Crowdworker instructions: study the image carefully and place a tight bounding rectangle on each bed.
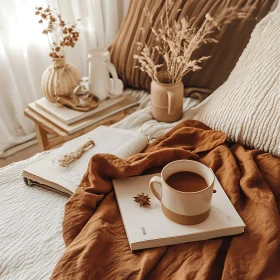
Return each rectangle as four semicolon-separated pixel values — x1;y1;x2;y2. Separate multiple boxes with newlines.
50;120;280;280
0;93;200;280
1;3;280;279
1;93;279;279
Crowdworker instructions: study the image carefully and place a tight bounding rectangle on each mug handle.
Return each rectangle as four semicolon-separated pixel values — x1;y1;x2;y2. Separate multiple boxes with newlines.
149;176;162;201
104;61;124;96
167;91;175;115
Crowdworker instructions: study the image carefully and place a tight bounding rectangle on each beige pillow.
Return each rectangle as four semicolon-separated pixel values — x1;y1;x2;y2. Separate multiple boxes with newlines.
109;0;274;93
195;7;280;156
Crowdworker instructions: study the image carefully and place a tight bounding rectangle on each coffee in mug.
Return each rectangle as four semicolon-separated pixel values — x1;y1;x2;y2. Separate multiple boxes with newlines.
166;171;208;192
149;160;215;225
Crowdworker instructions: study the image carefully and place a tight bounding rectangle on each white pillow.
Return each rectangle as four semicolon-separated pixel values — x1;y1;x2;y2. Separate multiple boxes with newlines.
195;8;280;156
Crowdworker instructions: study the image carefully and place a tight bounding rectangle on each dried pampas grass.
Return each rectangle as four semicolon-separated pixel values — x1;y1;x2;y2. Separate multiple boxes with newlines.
133;0;247;84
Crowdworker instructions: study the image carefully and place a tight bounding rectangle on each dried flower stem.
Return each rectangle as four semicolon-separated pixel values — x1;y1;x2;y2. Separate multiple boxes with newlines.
134;1;247;84
35;5;80;58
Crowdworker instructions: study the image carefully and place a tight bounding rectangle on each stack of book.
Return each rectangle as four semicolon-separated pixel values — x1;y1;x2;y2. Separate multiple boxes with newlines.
27;95;139;134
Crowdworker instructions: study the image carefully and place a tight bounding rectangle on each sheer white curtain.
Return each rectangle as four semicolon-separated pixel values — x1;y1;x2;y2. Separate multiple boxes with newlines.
0;0;130;157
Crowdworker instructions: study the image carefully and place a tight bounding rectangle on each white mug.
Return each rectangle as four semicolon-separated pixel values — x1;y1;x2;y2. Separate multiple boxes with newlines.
149;160;215;225
88;48;124;100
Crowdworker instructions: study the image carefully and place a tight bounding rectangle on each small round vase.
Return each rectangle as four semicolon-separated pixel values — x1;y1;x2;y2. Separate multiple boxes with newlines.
150;80;184;123
41;57;80;103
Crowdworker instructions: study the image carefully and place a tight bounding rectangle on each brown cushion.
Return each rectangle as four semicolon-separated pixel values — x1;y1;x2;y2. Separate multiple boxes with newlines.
109;0;274;93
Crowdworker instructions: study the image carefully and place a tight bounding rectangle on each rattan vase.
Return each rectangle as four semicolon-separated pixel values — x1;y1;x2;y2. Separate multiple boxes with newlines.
41;57;80;103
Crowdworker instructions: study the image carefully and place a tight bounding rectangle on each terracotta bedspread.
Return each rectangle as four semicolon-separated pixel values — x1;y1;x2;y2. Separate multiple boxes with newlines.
51;121;280;280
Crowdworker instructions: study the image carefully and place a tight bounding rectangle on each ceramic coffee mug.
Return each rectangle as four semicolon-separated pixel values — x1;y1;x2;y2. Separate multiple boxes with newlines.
149;160;215;225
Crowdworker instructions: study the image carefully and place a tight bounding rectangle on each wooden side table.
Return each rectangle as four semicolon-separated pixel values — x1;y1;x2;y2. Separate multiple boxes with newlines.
24;104;138;151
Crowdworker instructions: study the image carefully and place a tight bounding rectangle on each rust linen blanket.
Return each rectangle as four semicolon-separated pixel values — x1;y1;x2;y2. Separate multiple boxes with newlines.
51;121;280;280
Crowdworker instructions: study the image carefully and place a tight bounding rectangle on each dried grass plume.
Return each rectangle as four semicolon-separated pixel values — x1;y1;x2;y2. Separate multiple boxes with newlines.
134;1;247;84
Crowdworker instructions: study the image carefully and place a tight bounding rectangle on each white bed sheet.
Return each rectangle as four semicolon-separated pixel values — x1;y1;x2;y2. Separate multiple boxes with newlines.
0;90;200;280
113;91;200;138
0;152;67;280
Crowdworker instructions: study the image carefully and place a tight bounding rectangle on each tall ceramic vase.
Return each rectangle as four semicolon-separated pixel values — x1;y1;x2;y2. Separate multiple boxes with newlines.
150;80;184;123
41;57;80;103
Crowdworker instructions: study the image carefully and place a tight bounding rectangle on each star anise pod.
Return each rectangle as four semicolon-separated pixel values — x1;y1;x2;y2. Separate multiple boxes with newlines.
133;193;151;207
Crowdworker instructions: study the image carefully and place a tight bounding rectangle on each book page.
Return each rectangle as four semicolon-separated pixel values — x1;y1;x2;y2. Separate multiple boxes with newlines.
24;126;148;193
113;136;148;158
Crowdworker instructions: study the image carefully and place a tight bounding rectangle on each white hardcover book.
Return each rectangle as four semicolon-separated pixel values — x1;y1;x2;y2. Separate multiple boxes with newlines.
113;173;246;250
28;95;139;134
35;96;126;125
23;126;148;195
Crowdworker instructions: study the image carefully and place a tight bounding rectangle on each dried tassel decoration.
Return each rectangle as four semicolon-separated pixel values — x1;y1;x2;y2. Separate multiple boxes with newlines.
58;139;95;167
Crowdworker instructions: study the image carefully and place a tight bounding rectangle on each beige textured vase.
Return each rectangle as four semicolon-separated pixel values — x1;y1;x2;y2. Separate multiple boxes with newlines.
151;80;184;123
41;57;80;103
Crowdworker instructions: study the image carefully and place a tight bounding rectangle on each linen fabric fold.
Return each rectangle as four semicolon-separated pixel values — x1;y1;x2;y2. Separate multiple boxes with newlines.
51;120;280;280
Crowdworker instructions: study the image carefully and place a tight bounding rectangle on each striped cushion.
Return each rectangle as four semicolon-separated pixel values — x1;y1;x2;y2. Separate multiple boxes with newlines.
195;7;280;155
109;0;274;93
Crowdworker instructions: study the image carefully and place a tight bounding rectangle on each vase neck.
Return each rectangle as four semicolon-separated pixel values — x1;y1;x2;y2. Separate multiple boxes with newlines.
52;57;66;69
153;80;183;87
157;70;172;84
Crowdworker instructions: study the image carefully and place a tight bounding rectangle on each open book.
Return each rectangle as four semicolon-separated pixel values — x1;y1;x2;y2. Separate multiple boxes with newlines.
113;173;245;250
23;126;148;196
